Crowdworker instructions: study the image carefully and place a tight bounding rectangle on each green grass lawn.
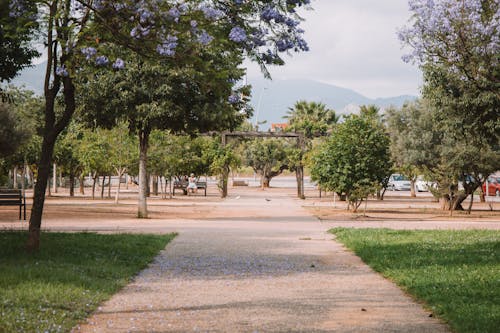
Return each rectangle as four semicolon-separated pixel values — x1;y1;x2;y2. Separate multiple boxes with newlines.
0;231;176;332
330;228;500;333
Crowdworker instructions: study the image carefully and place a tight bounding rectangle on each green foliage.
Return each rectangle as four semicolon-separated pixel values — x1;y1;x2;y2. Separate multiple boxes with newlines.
385;98;500;208
310;115;391;209
0;102;27;158
243;138;294;186
77;49;250;136
149;132;213;178
0;231;175;333
385;100;441;181
331;228;500;333
284;100;339;139
0;1;39;83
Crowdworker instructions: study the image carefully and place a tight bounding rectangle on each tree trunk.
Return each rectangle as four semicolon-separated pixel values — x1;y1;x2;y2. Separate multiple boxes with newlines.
21;164;26;195
152;175;158;196
27;136;55;251
410;179;416;197
262;175;270;188
13;166;18;188
479;187;485;203
100;175;106;198
69;172;75;197
107;174;112;198
79;173;85;195
138;130;150;218
53;163;57;193
295;165;305;199
466;191;474;214
92;173;97;199
115;171;123;204
440;196;451;210
221;166;229;198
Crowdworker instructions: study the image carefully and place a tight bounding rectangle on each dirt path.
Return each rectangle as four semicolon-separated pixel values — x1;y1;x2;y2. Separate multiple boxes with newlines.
69;188;450;332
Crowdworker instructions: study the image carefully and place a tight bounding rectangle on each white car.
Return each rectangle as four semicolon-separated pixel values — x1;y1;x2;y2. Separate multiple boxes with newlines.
387;174;411;191
415;176;435;192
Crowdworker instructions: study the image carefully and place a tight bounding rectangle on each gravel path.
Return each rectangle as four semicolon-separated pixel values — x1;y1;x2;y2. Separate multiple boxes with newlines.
73;189;450;333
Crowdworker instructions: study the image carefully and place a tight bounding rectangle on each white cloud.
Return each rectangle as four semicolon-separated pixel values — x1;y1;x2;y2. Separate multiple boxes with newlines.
246;0;422;98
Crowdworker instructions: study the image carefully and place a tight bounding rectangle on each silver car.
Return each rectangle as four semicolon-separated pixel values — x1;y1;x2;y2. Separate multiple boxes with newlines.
387;174;411;191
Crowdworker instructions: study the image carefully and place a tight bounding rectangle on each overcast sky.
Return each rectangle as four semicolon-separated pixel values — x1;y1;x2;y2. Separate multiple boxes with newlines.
246;0;423;99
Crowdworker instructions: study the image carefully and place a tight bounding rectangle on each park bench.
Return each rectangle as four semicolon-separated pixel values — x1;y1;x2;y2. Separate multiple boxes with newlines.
0;189;26;220
173;180;207;196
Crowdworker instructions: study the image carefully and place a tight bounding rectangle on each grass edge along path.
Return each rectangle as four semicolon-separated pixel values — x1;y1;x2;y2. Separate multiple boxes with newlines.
0;231;176;333
330;228;500;333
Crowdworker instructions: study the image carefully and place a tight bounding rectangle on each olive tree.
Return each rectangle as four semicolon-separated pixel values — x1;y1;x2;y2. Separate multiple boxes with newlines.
310;115;391;211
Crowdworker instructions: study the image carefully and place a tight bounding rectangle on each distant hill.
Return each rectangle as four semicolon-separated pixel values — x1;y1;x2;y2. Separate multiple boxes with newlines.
11;62;417;129
247;77;417;129
11;61;46;93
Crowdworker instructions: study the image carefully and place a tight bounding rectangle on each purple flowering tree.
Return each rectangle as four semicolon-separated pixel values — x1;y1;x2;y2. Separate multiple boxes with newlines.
399;0;499;211
398;0;499;141
7;0;311;250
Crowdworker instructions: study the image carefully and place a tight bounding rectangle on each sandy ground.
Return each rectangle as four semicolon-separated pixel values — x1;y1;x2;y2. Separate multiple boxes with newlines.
1;183;499;332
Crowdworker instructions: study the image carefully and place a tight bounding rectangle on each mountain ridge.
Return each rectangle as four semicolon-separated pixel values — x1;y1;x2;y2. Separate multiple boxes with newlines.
11;62;418;129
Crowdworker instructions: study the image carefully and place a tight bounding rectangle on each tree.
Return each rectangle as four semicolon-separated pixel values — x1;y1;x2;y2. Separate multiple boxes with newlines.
0;102;27;158
310;115;392;211
284;101;339;198
9;0;311;250
0;0;39;99
385;100;441;197
399;0;499;144
284;101;339;138
244;138;293;188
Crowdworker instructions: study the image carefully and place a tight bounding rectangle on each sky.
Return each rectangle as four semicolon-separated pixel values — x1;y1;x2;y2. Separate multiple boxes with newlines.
245;0;423;99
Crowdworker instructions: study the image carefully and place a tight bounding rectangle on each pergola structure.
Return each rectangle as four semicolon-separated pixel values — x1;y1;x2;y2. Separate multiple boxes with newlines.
220;131;306;199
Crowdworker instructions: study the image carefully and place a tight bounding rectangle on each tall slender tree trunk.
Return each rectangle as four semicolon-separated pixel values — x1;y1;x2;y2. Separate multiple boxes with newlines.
138;129;150;218
53;163;57;193
92;173;97;199
79;173;85;195
107;174;112;198
27;135;56;251
69;172;75;197
115;170;124;204
295;165;305;199
221;166;229;198
13;166;18;188
100;175;106;198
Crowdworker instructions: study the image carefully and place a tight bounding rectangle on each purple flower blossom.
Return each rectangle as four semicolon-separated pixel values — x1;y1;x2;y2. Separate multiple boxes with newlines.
228;94;240;104
156;35;178;56
95;55;109;66
112;58;125;69
199;4;224;20
81;47;97;60
197;30;214;45
229;26;247;43
55;65;69;77
168;7;181;22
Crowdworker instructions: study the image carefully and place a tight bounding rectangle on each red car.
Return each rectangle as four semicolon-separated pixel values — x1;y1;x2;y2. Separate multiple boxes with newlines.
482;176;500;196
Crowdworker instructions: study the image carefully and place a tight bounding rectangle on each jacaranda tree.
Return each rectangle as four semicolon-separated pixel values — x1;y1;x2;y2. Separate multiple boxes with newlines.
7;0;311;250
398;0;499;144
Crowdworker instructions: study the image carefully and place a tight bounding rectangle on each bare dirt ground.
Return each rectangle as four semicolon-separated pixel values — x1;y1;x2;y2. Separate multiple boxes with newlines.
1;182;498;332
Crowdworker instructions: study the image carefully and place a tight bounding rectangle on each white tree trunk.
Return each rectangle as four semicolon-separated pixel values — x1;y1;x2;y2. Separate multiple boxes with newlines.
53;163;57;193
138;131;149;218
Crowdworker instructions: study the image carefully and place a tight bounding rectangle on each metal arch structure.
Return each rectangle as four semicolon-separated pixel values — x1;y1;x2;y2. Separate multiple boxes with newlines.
220;131;306;199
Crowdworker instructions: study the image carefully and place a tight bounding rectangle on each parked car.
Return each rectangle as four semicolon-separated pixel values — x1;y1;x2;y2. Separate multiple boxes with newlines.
415;176;436;192
482;176;500;196
387;174;411;191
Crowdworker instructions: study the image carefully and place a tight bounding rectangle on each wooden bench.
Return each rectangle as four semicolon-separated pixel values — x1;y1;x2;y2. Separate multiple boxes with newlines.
173;180;207;196
0;189;26;220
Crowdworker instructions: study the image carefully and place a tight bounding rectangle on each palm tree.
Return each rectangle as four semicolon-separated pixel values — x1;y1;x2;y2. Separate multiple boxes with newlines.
284;100;339;138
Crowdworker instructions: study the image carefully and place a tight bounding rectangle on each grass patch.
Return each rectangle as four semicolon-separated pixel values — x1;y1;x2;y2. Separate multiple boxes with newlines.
330;228;500;333
0;231;176;332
